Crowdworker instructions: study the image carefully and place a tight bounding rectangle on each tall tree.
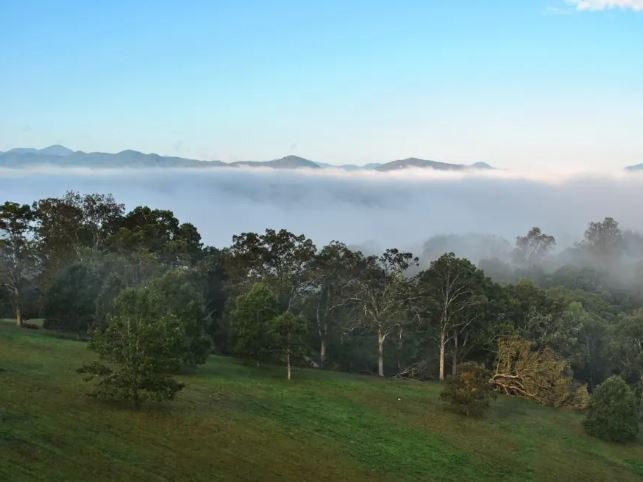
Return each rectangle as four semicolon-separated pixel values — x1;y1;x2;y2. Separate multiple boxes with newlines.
513;227;556;267
611;310;643;388
305;241;359;367
33;195;84;266
33;192;124;261
417;253;485;381
0;202;38;326
44;261;101;333
349;249;416;377
583;217;623;265
109;206;201;266
192;247;229;351
145;270;212;367
77;192;124;250
228;229;316;312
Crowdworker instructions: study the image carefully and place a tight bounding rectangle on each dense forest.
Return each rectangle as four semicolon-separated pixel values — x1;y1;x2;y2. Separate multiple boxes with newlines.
1;192;641;430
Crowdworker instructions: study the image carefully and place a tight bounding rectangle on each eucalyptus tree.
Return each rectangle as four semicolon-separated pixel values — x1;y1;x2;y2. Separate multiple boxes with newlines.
348;248;417;377
227;229;316;313
582;217;623;269
108;206;202;267
611;310;643;389
417;253;486;381
513;227;556;268
0;202;38;326
33;192;124;262
304;241;361;367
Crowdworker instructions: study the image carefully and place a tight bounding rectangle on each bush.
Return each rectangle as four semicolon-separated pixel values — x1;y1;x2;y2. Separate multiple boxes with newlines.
440;362;494;417
583;375;639;443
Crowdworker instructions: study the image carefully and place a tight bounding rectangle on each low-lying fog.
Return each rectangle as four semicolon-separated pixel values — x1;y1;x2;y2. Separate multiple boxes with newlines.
2;167;643;256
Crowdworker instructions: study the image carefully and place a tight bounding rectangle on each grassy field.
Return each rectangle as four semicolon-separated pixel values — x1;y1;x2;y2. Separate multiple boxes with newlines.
1;320;642;481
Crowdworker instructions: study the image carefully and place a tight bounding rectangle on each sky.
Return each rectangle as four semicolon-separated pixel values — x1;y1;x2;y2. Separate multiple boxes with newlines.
1;0;643;169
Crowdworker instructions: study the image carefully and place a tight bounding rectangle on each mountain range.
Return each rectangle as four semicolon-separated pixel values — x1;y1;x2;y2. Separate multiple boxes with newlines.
0;145;497;172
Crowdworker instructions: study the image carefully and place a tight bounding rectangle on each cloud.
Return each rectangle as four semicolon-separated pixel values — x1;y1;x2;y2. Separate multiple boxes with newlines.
2;167;643;255
545;6;573;15
568;0;643;11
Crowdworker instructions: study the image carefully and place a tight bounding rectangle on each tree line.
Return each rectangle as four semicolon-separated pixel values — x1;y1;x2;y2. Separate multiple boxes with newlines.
0;192;641;439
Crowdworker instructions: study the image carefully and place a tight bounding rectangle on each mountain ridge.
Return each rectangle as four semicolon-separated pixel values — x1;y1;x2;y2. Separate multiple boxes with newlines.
0;145;494;171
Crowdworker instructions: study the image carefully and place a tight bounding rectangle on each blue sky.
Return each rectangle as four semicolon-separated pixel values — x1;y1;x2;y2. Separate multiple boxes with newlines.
1;0;642;169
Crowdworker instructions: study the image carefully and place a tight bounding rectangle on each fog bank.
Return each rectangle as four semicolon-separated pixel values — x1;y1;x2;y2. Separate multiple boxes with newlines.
2;167;642;251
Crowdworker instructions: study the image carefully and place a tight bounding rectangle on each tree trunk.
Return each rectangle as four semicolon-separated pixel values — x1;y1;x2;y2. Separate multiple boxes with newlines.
316;306;326;368
320;339;326;368
451;332;458;376
439;330;446;382
396;326;404;374
15;305;22;327
377;328;385;377
287;351;292;381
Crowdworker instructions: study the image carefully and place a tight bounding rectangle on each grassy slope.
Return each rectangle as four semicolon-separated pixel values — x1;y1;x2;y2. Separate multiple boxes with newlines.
1;321;642;482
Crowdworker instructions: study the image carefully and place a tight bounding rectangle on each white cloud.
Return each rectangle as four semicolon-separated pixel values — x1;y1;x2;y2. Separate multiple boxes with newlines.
569;0;643;11
2;166;643;250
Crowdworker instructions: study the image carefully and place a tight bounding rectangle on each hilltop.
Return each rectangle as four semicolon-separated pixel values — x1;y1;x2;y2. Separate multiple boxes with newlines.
1;321;641;481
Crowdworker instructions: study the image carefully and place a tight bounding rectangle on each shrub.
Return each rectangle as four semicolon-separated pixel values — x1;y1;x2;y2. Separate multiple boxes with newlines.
440;362;494;417
583;375;639;443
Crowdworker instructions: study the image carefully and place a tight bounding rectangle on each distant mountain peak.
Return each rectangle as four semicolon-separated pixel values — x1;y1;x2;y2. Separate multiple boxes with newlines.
117;149;146;156
376;158;465;172
231;155;321;169
269;155;320;168
40;145;74;156
375;157;494;172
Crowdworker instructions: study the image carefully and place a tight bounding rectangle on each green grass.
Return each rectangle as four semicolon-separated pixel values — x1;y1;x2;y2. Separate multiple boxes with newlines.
1;321;641;481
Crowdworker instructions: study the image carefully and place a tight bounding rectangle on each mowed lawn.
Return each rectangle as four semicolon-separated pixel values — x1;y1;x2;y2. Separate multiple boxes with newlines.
1;321;642;481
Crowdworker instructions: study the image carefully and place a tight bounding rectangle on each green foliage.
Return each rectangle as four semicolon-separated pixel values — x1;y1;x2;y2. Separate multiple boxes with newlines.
417;253;487;380
78;287;186;407
0;201;39;324
145;270;211;367
611;310;643;384
583;375;640;443
440;362;494;417
78;271;209;407
227;228;316;311
4;323;643;482
108;206;202;265
267;311;308;379
348;248;417;376
230;283;280;358
44;262;101;333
